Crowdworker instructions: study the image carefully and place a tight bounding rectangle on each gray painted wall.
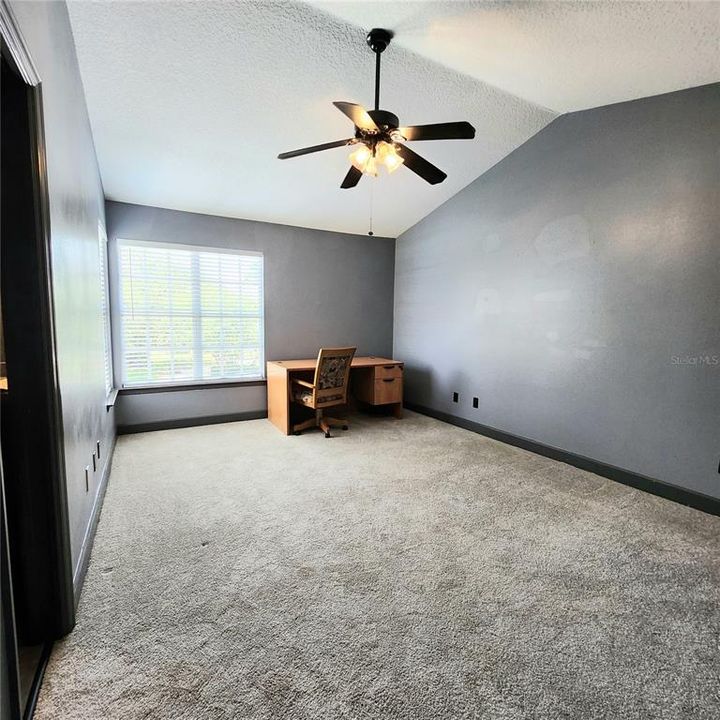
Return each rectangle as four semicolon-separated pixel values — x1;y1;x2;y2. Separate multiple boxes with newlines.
394;83;720;499
11;1;115;582
105;202;395;427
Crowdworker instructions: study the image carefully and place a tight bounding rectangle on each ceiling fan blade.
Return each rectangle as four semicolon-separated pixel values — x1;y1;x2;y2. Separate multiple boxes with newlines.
398;121;476;141
340;166;362;189
333;101;378;132
278;138;353;160
395;144;447;185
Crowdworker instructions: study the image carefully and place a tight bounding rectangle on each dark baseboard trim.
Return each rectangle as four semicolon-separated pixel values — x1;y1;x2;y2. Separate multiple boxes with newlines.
23;640;52;720
117;411;267;435
405;402;720;517
73;433;117;601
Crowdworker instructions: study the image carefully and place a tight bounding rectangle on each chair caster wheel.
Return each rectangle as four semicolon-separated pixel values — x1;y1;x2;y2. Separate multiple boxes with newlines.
342;425;348;430
325;432;331;438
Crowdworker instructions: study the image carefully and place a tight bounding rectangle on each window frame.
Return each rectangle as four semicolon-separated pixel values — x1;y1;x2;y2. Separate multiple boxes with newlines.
115;238;265;390
98;221;115;398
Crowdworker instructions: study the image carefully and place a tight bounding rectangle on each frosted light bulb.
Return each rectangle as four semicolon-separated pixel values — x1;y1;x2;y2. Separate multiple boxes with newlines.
349;144;372;171
376;141;404;173
384;151;403;173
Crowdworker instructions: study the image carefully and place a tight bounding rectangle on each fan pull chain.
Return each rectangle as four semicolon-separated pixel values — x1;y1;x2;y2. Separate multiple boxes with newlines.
368;181;374;236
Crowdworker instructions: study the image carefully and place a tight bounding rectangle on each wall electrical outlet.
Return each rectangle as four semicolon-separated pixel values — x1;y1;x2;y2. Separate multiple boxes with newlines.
473;397;479;409
452;392;459;403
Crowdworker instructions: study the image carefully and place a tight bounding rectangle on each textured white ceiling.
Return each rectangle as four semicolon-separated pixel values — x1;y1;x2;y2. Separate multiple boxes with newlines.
66;1;718;238
66;0;554;237
313;1;720;112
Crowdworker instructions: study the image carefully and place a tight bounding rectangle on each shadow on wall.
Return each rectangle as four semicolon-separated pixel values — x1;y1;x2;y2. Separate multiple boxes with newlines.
403;365;433;406
405;364;474;409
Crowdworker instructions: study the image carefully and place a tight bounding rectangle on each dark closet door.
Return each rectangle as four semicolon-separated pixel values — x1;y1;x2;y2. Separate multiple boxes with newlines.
1;48;75;718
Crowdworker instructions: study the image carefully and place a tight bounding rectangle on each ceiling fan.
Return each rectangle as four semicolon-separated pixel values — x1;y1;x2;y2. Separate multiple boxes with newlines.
277;28;476;189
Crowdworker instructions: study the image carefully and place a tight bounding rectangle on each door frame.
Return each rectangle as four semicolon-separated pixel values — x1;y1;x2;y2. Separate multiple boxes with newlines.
1;1;75;716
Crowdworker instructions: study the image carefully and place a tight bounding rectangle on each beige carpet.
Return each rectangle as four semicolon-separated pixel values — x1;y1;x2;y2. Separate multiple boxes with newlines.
36;411;720;719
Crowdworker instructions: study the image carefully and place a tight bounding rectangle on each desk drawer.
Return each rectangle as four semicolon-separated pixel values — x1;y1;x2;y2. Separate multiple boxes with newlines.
373;377;402;404
374;364;403;381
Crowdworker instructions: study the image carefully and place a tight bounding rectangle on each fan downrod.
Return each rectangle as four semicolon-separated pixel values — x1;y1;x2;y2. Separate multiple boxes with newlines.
367;29;393;111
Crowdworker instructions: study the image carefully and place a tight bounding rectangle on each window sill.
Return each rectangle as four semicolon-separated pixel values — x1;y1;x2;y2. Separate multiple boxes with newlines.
119;378;267;395
105;388;119;410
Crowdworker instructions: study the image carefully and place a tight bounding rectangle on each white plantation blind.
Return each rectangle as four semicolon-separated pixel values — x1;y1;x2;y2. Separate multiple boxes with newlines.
117;239;264;388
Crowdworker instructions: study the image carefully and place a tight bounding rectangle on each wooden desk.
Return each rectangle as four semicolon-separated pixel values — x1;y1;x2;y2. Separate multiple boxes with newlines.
267;356;404;435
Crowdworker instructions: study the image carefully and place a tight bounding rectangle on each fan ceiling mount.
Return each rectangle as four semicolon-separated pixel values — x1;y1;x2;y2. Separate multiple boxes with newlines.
278;28;476;189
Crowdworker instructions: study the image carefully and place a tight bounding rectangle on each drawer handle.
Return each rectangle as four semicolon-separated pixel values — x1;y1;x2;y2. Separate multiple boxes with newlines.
382;378;395;383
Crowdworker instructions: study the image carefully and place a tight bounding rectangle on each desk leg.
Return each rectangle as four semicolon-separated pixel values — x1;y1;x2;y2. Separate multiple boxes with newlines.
392;402;403;419
266;363;290;434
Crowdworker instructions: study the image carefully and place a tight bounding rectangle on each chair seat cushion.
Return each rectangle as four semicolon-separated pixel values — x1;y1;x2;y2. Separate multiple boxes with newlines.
293;387;343;407
293;387;314;406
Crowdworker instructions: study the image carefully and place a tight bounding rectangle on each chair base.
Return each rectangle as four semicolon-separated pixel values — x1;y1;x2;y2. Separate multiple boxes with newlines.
292;410;348;438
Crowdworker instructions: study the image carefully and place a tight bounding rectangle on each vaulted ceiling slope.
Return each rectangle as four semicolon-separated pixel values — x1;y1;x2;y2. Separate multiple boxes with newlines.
66;1;719;238
312;1;720;113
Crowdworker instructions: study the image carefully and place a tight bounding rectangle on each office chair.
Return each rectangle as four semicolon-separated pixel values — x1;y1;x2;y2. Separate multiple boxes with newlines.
291;346;356;438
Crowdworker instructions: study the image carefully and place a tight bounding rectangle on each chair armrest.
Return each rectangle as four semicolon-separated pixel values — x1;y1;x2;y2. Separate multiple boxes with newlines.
292;379;315;389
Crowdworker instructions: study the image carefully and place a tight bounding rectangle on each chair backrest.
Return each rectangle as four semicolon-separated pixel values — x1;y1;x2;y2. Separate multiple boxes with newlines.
313;347;356;405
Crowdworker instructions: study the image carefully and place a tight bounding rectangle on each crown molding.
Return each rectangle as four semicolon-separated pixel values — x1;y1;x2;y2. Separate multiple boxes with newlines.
0;0;40;85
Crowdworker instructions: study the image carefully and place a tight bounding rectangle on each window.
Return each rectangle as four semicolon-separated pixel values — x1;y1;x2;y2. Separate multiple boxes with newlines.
117;239;264;388
98;222;114;395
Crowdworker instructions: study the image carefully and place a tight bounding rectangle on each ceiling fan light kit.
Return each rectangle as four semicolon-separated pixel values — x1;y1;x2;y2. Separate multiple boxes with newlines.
349;140;403;176
278;28;476;189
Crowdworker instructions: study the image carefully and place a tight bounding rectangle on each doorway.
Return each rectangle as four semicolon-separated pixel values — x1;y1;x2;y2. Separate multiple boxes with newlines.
1;38;75;720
